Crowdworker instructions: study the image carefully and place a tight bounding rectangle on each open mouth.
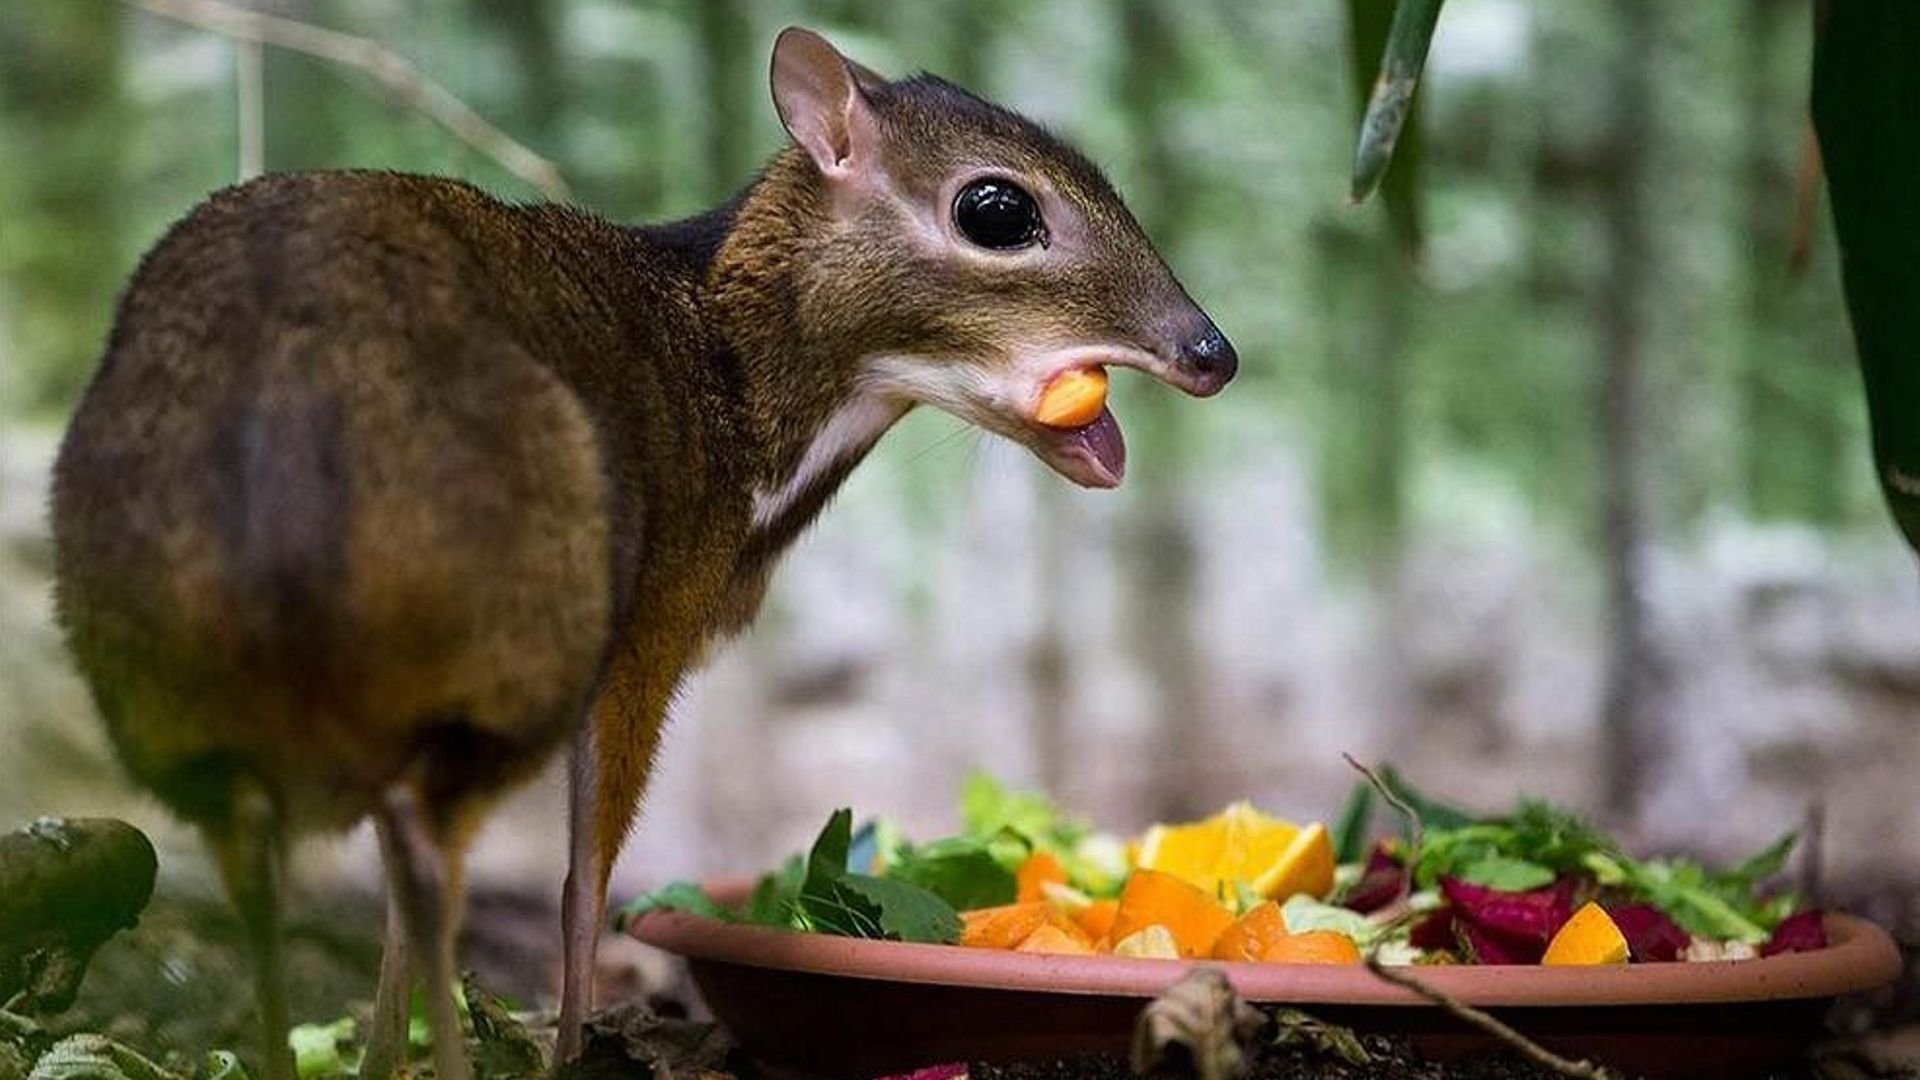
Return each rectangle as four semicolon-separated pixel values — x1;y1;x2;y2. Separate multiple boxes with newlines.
1020;345;1218;489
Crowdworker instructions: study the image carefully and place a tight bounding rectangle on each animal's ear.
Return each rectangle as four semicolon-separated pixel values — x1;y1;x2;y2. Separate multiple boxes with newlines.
770;27;882;180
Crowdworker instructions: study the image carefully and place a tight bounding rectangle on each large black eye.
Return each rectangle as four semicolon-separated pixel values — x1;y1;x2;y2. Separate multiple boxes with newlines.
954;178;1043;250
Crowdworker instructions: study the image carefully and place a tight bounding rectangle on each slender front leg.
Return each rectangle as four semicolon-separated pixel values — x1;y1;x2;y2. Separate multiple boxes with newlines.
555;722;601;1064
554;651;678;1068
360;817;413;1080
377;785;469;1080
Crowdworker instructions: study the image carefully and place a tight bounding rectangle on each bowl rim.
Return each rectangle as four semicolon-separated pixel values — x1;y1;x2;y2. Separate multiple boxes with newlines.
630;882;1903;1007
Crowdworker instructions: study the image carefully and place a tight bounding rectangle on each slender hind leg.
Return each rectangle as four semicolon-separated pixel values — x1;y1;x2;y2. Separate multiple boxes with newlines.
555;723;601;1064
210;783;295;1080
376;784;469;1080
360;816;413;1080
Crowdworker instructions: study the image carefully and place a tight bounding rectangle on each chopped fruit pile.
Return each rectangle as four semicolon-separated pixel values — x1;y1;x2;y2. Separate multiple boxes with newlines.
620;769;1829;968
1034;367;1109;428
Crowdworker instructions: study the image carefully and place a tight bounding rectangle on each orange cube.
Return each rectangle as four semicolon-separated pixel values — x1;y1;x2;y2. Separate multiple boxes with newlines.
1016;922;1097;956
1260;930;1362;965
1077;898;1120;942
1212;902;1292;962
961;902;1052;950
1016;851;1069;903
1109;869;1235;959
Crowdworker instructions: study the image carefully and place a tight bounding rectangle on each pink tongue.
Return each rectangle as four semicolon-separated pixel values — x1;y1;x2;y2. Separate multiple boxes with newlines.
1073;407;1126;482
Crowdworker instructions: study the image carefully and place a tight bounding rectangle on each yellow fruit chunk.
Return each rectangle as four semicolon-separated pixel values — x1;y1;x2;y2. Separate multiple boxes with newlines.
1016;922;1097;956
1136;803;1334;902
1542;902;1630;966
1034;367;1109;428
1109;869;1235;958
1255;822;1335;902
1112;924;1181;959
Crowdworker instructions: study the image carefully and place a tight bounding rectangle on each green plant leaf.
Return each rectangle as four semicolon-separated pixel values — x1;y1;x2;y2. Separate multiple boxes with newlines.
613;881;731;929
745;855;806;928
1454;856;1555;892
884;836;1016;912
837;874;962;944
288;1018;356;1079
1331;781;1374;865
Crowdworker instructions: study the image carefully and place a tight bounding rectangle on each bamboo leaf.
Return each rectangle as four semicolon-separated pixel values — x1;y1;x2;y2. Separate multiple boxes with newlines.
1348;0;1445;209
1811;1;1920;553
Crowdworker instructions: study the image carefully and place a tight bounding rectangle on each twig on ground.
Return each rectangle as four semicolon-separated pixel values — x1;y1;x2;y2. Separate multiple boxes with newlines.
125;0;571;199
1342;753;1420;910
1362;957;1615;1079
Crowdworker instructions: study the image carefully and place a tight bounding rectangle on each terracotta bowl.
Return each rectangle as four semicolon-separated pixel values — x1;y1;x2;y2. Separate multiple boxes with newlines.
630;883;1902;1080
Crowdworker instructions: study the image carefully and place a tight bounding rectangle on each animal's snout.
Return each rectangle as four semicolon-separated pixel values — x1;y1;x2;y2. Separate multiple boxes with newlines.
1177;324;1238;392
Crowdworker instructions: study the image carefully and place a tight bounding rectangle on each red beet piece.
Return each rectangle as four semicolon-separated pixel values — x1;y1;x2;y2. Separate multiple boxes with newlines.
1606;902;1690;962
1440;876;1576;963
1760;910;1828;957
1343;843;1406;914
1409;908;1455;951
1458;919;1540;965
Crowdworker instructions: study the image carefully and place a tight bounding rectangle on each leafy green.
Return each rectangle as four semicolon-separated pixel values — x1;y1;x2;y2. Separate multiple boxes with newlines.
1375;766;1475;831
288;1019;355;1079
835;874;963;943
1279;895;1379;945
792;809;961;944
956;772;1124;894
1413;800;1613;889
614;881;732;929
1584;832;1800;944
960;773;1086;853
883;835;1017;911
1454;856;1554;892
1331;781;1374;864
744;855;806;928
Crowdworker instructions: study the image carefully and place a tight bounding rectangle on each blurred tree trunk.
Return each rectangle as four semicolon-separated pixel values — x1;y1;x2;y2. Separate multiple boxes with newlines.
1118;0;1209;822
1598;0;1664;822
0;0;127;415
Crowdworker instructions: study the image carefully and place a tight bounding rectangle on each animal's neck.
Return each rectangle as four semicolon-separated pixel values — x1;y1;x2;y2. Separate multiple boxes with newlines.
662;150;912;542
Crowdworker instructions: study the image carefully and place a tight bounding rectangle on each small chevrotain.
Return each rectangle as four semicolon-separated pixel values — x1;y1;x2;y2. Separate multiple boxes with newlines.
51;28;1236;1080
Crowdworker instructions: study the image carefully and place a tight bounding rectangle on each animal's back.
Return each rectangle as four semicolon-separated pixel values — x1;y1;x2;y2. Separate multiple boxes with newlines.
52;172;628;829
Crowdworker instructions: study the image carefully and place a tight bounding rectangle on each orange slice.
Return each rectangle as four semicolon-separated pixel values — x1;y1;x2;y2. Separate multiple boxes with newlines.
1035;368;1108;428
1542;902;1630;966
1136;803;1334;901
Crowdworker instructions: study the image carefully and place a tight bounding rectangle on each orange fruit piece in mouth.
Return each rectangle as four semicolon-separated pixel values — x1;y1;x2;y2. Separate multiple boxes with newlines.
1035;367;1110;428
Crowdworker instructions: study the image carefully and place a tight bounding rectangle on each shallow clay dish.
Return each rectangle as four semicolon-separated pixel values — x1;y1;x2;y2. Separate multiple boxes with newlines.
631;883;1901;1079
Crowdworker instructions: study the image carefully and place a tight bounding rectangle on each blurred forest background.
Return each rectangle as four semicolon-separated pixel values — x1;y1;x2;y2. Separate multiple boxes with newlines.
3;0;1918;943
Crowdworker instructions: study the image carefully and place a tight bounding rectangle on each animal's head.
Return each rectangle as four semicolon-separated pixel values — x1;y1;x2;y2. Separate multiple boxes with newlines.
766;27;1235;489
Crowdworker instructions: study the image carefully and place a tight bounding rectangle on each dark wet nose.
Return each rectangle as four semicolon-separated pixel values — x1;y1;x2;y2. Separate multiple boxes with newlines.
1179;325;1238;389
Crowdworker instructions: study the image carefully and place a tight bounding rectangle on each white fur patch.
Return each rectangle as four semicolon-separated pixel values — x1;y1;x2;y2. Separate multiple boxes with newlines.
749;391;907;532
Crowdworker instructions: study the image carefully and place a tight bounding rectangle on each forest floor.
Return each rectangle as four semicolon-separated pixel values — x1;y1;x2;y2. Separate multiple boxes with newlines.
37;886;1920;1080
